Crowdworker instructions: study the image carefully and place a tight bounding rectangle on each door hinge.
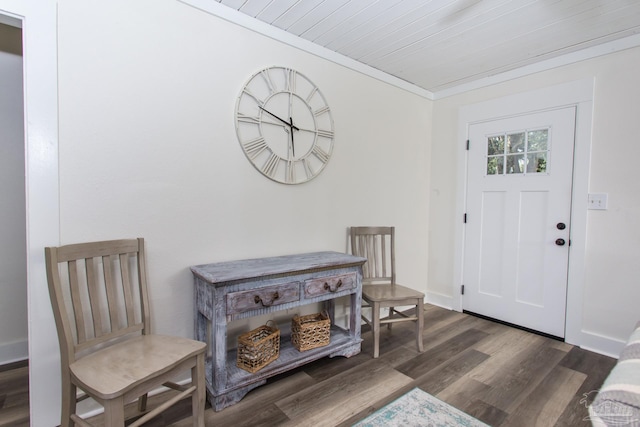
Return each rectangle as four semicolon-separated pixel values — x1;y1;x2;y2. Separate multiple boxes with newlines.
466;139;470;150
461;285;465;295
464;213;467;223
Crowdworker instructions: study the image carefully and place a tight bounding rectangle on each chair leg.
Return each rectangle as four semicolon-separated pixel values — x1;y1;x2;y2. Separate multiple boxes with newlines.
61;375;76;427
192;353;206;427
416;299;424;353
104;396;125;426
372;301;381;359
387;306;393;330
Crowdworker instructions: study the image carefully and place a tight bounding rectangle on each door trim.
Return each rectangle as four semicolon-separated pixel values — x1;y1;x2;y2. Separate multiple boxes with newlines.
453;78;594;347
0;3;61;425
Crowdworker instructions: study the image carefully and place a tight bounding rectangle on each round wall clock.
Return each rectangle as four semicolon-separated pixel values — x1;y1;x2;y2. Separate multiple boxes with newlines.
235;66;335;184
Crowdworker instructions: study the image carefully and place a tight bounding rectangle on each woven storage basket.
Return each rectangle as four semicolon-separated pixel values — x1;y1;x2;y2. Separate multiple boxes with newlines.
236;320;280;373
291;311;331;351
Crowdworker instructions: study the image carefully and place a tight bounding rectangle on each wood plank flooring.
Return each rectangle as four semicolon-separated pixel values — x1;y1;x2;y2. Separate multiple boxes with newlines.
0;304;617;426
0;359;29;427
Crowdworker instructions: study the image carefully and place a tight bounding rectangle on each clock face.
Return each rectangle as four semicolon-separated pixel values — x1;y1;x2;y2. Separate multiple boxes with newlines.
235;66;334;184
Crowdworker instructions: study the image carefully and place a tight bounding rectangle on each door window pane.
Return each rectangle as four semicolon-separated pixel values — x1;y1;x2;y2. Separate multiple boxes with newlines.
528;129;548;151
487;156;504;175
507;132;525;154
527;153;547;173
487;135;505;155
506;154;525;174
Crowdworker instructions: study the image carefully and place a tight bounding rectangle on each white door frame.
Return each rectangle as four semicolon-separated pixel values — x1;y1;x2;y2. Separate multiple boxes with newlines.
0;2;60;426
453;78;594;347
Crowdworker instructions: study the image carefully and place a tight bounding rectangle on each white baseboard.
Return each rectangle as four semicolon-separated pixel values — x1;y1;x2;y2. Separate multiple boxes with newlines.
425;291;455;311
578;330;626;359
0;339;28;365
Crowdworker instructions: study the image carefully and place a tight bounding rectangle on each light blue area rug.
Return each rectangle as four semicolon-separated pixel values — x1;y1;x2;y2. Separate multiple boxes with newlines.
353;388;490;427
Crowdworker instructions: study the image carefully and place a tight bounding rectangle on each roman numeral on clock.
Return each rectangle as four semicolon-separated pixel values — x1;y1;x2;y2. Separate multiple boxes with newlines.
260;69;276;94
243;137;268;159
302;158;314;179
262;153;280;178
316;129;334;139
237;113;260;125
286;159;295;183
311;146;330;163
313;106;330;116
284;68;296;93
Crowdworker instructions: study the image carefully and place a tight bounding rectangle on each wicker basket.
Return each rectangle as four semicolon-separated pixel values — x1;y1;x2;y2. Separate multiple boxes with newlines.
236;320;280;373
291;311;331;351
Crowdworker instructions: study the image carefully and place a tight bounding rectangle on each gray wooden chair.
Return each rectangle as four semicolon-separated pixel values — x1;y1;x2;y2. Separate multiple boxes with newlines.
350;226;425;358
45;238;206;427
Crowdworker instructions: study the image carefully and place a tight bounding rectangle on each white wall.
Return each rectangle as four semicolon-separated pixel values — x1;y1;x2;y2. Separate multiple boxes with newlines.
429;46;640;356
0;22;27;364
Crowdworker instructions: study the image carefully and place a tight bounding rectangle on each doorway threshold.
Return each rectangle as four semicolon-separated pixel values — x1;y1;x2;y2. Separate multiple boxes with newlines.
463;310;565;342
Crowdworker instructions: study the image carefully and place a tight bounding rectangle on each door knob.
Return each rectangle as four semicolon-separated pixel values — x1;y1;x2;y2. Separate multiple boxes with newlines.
555;238;566;246
557;223;566;230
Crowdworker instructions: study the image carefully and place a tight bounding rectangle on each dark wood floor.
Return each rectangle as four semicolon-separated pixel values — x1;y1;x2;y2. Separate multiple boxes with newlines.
1;304;617;426
0;359;29;427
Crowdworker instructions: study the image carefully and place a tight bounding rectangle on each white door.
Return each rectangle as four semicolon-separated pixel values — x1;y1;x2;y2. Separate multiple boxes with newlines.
462;107;576;338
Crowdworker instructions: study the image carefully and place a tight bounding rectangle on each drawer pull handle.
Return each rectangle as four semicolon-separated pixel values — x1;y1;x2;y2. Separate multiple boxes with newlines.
254;292;279;307
323;279;343;293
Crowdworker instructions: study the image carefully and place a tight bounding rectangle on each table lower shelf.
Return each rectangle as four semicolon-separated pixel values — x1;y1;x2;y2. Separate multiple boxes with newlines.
208;326;361;410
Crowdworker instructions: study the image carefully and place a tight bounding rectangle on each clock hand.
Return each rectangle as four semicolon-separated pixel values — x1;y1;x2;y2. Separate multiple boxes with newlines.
259;106;300;131
293;126;315;133
259;106;287;126
289;117;296;157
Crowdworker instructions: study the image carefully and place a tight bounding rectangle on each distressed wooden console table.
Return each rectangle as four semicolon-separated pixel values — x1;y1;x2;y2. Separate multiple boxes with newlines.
191;251;366;411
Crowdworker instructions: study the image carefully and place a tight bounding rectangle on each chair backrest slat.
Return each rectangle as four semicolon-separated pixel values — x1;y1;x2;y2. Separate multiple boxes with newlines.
350;226;396;285
120;253;136;327
368;235;375;276
45;238;150;363
102;254;120;332
365;235;373;277
85;257;104;338
381;234;387;278
68;260;87;344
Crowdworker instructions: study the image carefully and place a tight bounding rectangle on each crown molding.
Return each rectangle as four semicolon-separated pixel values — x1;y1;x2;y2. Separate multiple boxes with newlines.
177;0;435;100
432;33;640;99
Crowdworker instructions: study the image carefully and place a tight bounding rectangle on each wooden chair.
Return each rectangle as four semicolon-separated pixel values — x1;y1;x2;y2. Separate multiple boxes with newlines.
350;226;425;358
45;238;206;427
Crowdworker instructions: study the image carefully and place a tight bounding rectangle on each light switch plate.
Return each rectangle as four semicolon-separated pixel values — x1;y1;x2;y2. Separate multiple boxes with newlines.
588;193;608;210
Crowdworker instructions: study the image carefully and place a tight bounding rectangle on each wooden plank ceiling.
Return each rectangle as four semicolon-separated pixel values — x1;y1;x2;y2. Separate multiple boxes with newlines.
217;0;640;94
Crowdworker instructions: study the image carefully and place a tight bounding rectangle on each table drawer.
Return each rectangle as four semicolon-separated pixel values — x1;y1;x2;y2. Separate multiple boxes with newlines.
226;282;300;315
304;273;357;298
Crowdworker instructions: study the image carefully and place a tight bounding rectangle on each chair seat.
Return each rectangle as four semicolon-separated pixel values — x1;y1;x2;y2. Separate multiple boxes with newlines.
362;283;425;302
70;335;206;400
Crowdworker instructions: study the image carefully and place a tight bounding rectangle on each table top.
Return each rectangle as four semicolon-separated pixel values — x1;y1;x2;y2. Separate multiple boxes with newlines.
191;251;366;285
